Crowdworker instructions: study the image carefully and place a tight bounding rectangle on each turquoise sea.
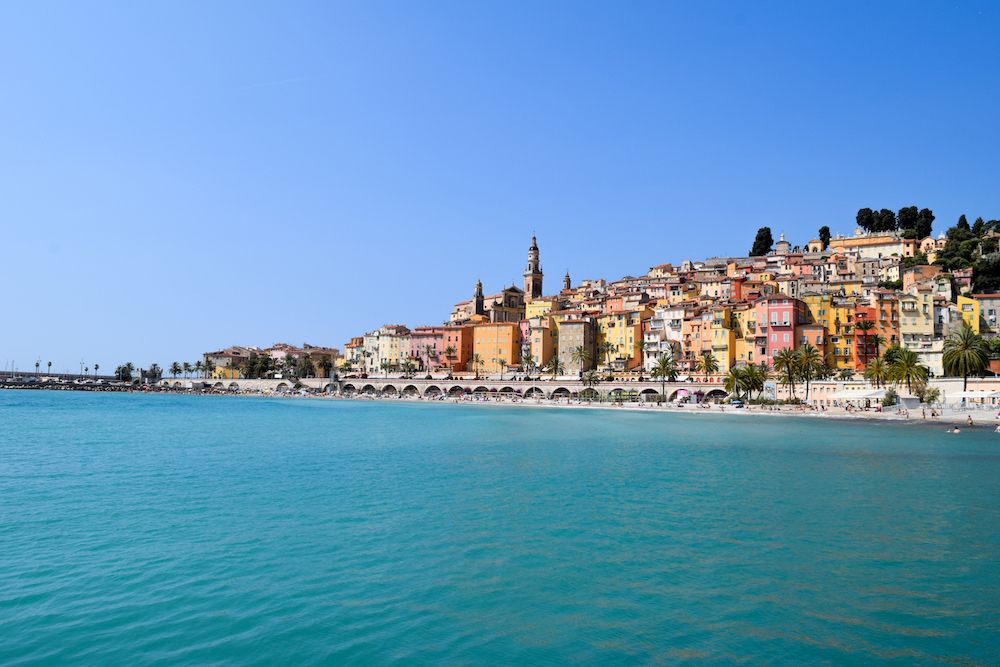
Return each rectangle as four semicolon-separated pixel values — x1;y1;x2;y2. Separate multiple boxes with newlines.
2;390;999;665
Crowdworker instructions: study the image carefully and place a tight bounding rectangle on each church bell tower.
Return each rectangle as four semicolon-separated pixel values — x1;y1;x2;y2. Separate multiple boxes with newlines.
523;235;543;299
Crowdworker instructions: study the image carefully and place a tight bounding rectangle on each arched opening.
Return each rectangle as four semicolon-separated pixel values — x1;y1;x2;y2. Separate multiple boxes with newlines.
524;387;544;399
668;388;687;403
705;389;727;402
473;386;489;396
174;381;183;388
228;383;240;391
424;385;443;398
213;382;224;389
639;388;659;402
322;383;334;393
499;386;515;395
579;387;599;401
448;386;466;397
382;385;399;397
275;382;289;391
341;383;357;396
402;385;419;398
551;387;571;399
360;384;376;395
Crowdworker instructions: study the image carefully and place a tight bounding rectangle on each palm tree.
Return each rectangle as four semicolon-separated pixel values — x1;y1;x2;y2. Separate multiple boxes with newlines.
581;370;600;402
35;360;40;376
498;358;508;380
883;343;904;365
571;345;591;376
651;355;679;401
635;339;647;368
855;320;875;368
943;323;989;391
47;361;51;376
871;334;886;359
599;341;615;370
318;357;334;379
724;366;747;399
745;363;767;400
796;344;823;401
93;363;99;378
182;362;192;378
194;361;203;378
864;357;888;388
773;348;798;399
696;350;719;380
547;356;564;380
470;354;483;379
203;359;215;378
889;348;929;394
149;363;162;381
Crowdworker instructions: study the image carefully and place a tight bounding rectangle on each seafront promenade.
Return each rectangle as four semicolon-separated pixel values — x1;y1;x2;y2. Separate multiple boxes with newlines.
159;376;729;402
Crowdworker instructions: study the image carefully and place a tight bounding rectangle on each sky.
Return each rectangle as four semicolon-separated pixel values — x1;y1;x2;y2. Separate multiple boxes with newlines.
1;1;998;373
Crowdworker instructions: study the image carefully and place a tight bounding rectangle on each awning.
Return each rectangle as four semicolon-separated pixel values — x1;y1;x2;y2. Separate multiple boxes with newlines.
950;391;1000;399
830;389;885;400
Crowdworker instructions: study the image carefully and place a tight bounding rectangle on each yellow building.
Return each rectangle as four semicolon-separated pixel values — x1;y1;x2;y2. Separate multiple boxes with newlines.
899;289;935;348
525;297;558;320
527;316;555;369
596;311;642;370
958;295;980;333
731;306;756;366
709;306;736;373
472;322;521;374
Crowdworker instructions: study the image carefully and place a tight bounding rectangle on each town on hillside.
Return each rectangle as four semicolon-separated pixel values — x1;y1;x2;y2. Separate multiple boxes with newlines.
195;209;1000;389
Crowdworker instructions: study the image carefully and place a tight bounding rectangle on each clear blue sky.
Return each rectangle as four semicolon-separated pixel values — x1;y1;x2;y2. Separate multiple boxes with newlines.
2;1;998;373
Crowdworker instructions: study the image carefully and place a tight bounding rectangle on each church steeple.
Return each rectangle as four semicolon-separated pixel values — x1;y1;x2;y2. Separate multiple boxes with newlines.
563;270;571;291
523;235;543;299
473;279;484;315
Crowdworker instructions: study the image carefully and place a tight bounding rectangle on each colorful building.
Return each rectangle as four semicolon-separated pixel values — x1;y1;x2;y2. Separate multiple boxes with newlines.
472;322;521;375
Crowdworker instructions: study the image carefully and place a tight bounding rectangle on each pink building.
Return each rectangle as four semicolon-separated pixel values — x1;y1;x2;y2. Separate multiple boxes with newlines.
753;295;808;367
409;326;450;371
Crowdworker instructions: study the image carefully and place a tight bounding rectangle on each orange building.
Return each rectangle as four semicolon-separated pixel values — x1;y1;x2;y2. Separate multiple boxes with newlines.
869;289;900;348
472;322;522;374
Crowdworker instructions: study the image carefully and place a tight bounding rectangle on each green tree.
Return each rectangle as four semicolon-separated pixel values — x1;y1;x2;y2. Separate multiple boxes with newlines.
856;208;876;232
855;319;875;368
148;363;162;381
915;208;935;238
696;350;719;380
581;370;600;402
942;323;989;391
818;226;831;250
773;348;798;398
182;362;192;378
547;356;564;380
497;358;508;380
194;360;203;378
863;357;888;388
897;205;919;232
749;227;774;256
318;356;334;378
724;366;747;399
572;345;592;376
888;348;929;394
470;354;483;379
170;362;181;378
598;340;615;369
875;208;897;232
796;344;823;401
651;355;679;401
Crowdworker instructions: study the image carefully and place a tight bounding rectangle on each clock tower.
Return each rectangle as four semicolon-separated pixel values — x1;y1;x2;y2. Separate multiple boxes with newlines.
523;235;543;299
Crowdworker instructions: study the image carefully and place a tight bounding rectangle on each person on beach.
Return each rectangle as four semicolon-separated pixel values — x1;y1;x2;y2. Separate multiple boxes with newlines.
950;427;961;434
967;415;974;426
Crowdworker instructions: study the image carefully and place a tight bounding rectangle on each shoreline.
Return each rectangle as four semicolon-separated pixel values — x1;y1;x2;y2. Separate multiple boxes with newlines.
10;385;999;430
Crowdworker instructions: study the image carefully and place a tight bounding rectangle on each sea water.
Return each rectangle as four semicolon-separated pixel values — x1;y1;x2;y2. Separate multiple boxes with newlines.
1;390;998;664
